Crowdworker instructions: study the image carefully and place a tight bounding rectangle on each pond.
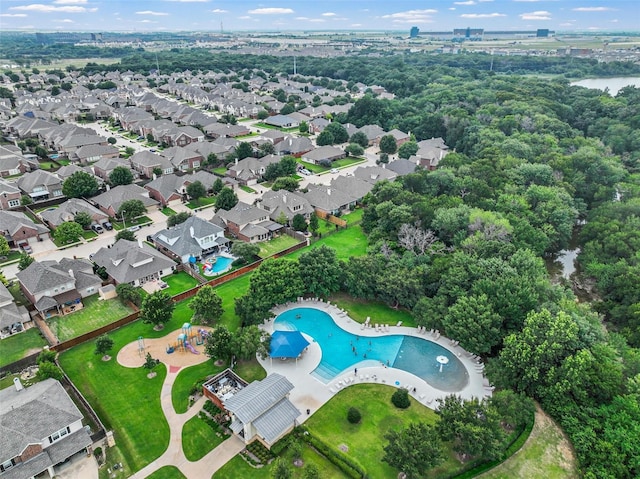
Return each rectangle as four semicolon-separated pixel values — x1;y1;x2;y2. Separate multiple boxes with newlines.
571;77;640;96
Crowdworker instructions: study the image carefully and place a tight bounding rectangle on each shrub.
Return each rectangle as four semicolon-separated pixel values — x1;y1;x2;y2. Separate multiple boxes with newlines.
347;407;362;424
391;388;410;409
37;349;56;364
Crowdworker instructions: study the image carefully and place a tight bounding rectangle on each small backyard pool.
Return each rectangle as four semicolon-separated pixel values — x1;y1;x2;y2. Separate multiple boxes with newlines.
202;254;235;276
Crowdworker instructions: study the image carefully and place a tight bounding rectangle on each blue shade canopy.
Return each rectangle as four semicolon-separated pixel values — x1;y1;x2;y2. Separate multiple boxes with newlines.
189;256;197;264
270;330;310;358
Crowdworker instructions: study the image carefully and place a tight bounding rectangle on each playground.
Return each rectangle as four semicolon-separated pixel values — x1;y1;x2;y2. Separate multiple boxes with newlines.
117;323;213;369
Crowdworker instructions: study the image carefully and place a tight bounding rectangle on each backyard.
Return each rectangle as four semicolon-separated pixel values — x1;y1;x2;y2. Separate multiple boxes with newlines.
258;235;301;258
163;271;200;296
0;328;48;368
288;225;368;261
46;295;134;342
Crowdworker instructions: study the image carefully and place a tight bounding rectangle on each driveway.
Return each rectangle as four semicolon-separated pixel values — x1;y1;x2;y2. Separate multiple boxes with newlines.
54;452;98;479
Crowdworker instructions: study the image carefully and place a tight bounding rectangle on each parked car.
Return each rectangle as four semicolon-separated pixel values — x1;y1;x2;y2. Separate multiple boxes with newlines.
91;224;104;234
102;221;113;231
330;168;339;174
128;225;140;232
18;242;33;254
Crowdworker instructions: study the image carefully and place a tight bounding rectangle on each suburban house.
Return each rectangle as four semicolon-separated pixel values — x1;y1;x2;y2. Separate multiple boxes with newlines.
329;176;375;203
383;128;411;147
257;190;314;223
0;378;93;479
90;157;132;182
0;210;49;247
411;137;450;170
56;134;107;157
357;125;386;146
159;146;202;172
151;216;229;264
223;373;300;449
263;114;299;129
144;171;217;207
226;155;280;186
203;123;251;139
90;239;176;286
301;184;356;216
301;146;346;165
130;151;174;178
0;179;22;210
91;184;159;218
308;117;330;134
274;137;313;157
386;158;419;176
15;170;63;203
0;282;28;339
39;198;108;229
211;201;282;243
353;165;398;184
258;130;287;145
16;258;101;319
0;145;28;177
54;164;102;186
71;144;119;165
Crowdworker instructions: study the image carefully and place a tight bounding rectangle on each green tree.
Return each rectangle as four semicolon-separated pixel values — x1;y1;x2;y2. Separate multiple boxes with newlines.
189;285;223;325
117;199;146;222
34;145;49;159
109;166;133;186
316;130;334;146
54;221;83;244
17;252;34;271
299;121;309;134
116;230;136;242
36;361;63;381
308;213;319;236
258;142;275;157
345;143;364;157
442;294;502;354
167;211;191;227
186;181;206;204
231;241;260;264
0;270;7;286
297;245;342;298
391;388;410;409
94;334;114;358
324;122;349;143
383;423;444;478
303;464;319;479
235;142;254;160
350;131;369;148
115;283;142;307
20;195;32;206
62;171;99;198
271;458;292;479
398;141;419;159
347;407;362;424
379;134;398;154
232;325;271;360
146;133;154;143
211;178;224;195
204;325;234;362
292;214;308;232
141;290;175;329
107;137;117;145
490;390;535;430
73;211;92;230
0;237;9;256
257;110;269;120
271;177;299;192
215;187;238;210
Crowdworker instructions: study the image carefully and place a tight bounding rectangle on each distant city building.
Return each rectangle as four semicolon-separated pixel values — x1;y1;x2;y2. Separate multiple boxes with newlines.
410;27;420;39
537;29;550;38
453;28;484;41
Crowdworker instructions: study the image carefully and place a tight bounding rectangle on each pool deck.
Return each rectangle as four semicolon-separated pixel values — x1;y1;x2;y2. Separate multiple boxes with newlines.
258;298;493;424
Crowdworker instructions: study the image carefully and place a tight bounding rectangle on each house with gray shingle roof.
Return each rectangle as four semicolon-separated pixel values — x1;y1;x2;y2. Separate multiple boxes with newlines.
152;216;228;264
353;165;398;184
0;282;29;339
0;179;22;211
386;158;419;176
301;184;356;216
91;184;159;218
0;378;92;479
274;136;313;157
16;169;63;203
71;144;119;165
301;146;346;165
329;175;375;203
412;137;449;170
39;198;108;229
211;201;282;243
223;373;300;449
257;190;313;223
90;239;176;286
130;151;173;178
0;210;50;247
16;258;100;319
226;155;280;186
90;156;131;182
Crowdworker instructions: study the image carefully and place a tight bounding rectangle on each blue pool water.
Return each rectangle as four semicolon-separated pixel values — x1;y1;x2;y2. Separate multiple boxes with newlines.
211;256;233;273
274;307;469;391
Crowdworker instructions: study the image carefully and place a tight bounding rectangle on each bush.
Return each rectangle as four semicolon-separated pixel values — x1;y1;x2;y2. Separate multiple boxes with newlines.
347;407;362;424
37;349;56;364
391;388;410;409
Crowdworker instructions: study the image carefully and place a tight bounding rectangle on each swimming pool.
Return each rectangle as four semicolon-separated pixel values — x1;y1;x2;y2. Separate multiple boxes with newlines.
274;307;469;391
202;254;234;276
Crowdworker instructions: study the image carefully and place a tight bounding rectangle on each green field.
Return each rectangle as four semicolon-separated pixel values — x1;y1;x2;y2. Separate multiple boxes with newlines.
172;361;224;414
163;271;200;296
147;467;186;479
258;235;301;258
289;225;368;261
46;296;134;342
182;414;226;461
0;328;48;368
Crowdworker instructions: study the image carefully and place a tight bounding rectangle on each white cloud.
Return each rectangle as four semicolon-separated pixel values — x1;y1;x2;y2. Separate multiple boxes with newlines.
478;0;494;2
295;16;309;20
54;18;75;23
211;9;228;13
460;12;506;18
572;7;614;12
559;22;574;26
164;0;210;2
0;13;28;17
610;19;619;22
351;23;362;27
309;18;325;22
382;9;438;23
10;4;96;13
519;10;551;20
449;7;456;10
247;8;294;15
139;19;158;23
322;12;337;17
136;10;169;16
53;0;87;4
454;1;476;5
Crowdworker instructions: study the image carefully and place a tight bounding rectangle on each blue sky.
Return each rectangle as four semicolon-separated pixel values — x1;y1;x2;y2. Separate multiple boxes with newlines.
1;0;638;32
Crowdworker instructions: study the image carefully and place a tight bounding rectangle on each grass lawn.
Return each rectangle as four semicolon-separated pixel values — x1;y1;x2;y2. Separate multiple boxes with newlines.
164;271;200;296
304;383;457;479
0;372;44;390
0;249;22;265
329;292;416;328
182;414;226;461
296;159;327;174
52;235;81;248
187;196;217;209
254;122;299;132
47;296;134;342
0;328;48;368
212;167;227;176
56;159;71;166
213;274;251;332
233;359;266;383
172;360;225;414
240;185;256;193
147;466;186;479
332;157;366;168
161;207;177;216
343;208;364;224
59;319;171;476
112;215;153;230
7;282;29;307
81;229;98;240
213;455;271;479
480;406;578;479
258;236;301;258
38;161;57;170
289;226;368;261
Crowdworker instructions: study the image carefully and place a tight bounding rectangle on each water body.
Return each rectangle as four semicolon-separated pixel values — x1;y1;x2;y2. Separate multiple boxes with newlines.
545;228;582;281
571;77;640;96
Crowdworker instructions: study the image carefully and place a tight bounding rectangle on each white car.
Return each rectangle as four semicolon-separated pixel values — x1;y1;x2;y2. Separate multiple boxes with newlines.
330;168;339;174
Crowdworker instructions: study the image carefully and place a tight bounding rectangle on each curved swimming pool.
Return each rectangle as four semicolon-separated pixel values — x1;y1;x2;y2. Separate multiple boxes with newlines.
274;307;469;392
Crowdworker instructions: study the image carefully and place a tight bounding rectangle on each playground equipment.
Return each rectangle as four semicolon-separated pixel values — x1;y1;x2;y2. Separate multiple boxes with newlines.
137;336;145;358
196;328;210;345
177;332;200;355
